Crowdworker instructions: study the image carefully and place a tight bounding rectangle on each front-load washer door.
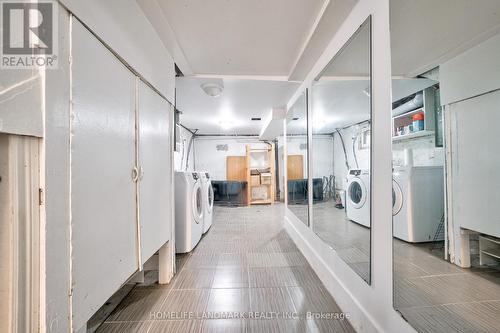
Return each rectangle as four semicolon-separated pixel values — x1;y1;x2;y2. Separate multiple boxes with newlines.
207;183;214;214
348;178;367;209
392;179;403;216
192;183;203;224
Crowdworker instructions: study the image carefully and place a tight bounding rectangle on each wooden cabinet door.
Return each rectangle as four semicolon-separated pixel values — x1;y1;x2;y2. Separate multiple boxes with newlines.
287;155;304;180
227;156;247;181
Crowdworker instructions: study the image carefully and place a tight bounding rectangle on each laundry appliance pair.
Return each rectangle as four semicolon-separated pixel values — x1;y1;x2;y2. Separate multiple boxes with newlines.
174;171;214;253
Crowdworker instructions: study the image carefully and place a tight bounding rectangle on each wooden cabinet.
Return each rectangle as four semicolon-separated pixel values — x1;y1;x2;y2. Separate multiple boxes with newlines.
246;144;276;205
287;155;304;180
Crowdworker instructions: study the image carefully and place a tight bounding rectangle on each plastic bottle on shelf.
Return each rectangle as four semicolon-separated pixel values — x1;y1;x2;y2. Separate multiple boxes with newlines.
412;113;425;132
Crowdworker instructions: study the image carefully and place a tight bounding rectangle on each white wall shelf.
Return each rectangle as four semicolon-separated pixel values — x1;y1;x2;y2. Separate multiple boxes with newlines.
392;130;434;142
392;87;438;142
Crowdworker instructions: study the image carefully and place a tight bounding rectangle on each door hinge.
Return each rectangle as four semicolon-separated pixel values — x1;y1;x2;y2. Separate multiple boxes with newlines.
39;188;44;206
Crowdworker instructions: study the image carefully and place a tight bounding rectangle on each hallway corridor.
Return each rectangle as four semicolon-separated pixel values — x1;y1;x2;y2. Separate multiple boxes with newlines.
96;205;355;333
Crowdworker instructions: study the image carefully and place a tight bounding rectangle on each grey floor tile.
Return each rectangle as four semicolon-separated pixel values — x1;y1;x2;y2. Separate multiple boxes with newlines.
148;320;202;333
171;268;216;289
206;288;250;313
247;253;289;268
183;253;220;269
212;267;249;288
159;289;210;315
248;287;296;314
247;319;355;333
218;253;247;267
248;267;319;288
201;319;247;333
95;321;152;333
105;289;169;322
103;204;359;333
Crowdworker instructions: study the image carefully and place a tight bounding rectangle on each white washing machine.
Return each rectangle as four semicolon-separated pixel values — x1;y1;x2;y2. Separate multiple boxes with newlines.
346;169;370;227
392;166;444;242
174;171;204;253
199;172;214;234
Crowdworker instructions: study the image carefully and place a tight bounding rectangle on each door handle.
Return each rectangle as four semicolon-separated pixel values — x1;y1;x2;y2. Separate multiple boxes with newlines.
131;166;139;182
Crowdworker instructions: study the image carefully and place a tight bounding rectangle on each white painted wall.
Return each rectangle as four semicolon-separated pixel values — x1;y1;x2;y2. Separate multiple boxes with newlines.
332;126;370;190
392;136;444;167
193;137;269;180
174;125;195;172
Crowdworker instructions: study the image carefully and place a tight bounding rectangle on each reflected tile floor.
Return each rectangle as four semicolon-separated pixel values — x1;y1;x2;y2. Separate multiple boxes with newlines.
310;200;371;282
394;240;500;333
97;204;355;333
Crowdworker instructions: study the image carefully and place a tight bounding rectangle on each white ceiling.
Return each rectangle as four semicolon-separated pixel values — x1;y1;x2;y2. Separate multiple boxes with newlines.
390;0;500;76
176;77;298;135
156;0;326;76
287;91;307;135
141;0;500;135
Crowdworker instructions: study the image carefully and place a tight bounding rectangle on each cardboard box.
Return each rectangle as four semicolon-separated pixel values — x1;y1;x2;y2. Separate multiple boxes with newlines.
250;175;261;186
251;186;268;200
260;172;272;185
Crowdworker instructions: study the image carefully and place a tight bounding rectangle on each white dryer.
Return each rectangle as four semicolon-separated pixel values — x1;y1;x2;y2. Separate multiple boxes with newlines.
174;171;204;253
346;169;370;227
199;172;214;234
392;166;444;243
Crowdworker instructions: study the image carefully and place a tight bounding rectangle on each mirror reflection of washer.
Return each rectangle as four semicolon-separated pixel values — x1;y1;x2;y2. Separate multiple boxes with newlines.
174;171;204;253
392;166;444;243
199;172;214;234
346;169;371;227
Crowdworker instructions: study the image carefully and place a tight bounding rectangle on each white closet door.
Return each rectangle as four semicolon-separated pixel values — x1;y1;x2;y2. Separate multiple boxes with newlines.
71;20;137;329
138;81;173;264
449;90;500;238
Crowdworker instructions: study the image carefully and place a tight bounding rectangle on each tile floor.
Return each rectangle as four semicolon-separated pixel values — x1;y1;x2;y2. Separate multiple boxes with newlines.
312;200;370;282
394;240;500;333
96;204;355;333
289;198;500;333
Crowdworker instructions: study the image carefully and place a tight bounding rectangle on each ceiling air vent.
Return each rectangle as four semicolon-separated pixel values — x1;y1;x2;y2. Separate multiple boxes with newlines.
251;117;261;121
216;144;229;151
293;117;299;121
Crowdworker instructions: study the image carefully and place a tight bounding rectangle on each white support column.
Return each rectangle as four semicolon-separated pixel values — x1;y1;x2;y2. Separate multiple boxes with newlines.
158;241;173;285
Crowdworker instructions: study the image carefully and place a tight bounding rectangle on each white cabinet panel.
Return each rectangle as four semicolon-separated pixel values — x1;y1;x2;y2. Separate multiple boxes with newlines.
450;90;500;238
440;33;500;105
138;81;173;264
71;20;137;329
0;68;43;137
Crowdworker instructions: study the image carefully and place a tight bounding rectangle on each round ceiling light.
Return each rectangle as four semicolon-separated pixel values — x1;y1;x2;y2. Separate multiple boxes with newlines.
201;82;224;97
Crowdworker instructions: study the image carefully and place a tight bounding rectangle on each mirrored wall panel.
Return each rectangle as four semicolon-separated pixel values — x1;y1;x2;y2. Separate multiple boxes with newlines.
391;1;500;331
286;90;309;226
311;18;371;283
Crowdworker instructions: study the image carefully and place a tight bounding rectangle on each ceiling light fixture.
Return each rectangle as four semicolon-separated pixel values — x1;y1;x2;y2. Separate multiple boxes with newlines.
201;82;224;97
